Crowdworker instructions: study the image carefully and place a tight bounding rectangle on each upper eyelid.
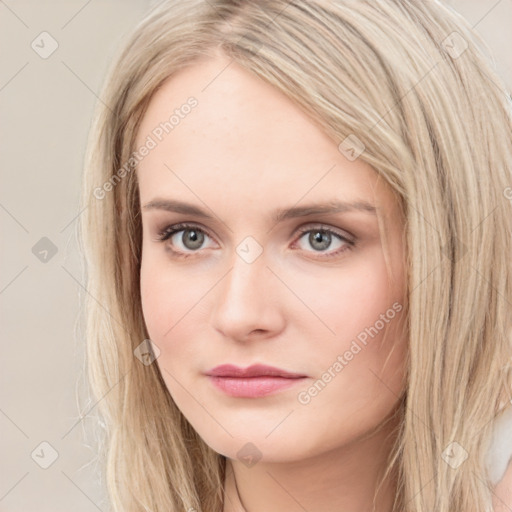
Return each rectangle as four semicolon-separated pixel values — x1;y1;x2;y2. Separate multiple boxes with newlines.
295;224;354;242
157;222;216;242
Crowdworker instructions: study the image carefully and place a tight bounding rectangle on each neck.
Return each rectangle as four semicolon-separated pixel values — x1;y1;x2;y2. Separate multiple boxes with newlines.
223;414;400;512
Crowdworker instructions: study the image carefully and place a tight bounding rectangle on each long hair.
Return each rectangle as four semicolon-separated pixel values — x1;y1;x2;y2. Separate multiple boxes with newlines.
78;1;512;510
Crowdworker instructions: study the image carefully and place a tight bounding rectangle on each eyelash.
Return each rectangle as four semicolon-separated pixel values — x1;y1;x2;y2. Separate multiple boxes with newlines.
155;222;355;260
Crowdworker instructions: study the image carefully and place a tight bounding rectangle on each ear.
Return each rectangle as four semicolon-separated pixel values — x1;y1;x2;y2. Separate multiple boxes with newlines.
492;459;512;512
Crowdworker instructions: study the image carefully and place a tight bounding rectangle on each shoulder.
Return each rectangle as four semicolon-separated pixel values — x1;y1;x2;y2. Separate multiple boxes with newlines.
493;458;512;511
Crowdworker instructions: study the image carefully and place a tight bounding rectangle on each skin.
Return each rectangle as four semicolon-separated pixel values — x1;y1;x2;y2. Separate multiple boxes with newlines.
136;51;408;512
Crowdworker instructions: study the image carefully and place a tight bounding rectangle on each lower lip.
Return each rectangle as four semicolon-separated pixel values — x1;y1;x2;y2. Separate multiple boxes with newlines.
208;376;307;398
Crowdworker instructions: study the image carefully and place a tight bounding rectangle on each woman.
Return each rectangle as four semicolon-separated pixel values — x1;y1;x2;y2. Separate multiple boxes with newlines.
79;1;512;511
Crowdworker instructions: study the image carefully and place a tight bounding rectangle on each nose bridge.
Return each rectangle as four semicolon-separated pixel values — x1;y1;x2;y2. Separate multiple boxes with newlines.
211;243;279;339
221;246;268;311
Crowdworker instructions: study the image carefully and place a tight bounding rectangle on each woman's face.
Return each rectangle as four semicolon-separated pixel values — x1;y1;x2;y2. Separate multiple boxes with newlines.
136;53;408;463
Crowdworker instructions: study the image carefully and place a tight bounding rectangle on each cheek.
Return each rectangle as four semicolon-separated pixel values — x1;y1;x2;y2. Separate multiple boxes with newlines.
140;261;170;339
140;252;198;337
292;247;404;347
140;260;199;399
291;248;407;397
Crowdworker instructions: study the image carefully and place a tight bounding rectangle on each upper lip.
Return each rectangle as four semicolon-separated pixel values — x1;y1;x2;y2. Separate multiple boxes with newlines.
206;364;306;378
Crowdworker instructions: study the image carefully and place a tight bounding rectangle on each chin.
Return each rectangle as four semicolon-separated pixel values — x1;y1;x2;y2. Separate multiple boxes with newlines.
195;425;324;465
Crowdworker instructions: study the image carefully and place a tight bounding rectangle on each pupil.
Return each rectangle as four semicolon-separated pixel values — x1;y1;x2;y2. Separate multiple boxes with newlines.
310;230;331;251
183;229;204;250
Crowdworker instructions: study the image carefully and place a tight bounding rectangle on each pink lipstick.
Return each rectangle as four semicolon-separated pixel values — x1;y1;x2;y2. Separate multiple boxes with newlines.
206;364;307;398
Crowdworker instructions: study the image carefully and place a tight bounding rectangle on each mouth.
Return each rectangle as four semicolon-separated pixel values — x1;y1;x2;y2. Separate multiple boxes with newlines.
205;364;308;398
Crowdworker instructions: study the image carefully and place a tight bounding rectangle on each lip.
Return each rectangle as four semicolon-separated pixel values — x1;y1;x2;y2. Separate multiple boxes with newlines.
205;364;308;398
207;364;306;378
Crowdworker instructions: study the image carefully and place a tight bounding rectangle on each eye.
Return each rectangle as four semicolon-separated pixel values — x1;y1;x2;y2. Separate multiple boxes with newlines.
292;225;354;259
154;222;355;260
155;222;215;258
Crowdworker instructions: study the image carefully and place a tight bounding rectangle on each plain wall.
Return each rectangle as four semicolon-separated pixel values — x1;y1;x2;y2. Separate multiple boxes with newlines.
0;1;510;510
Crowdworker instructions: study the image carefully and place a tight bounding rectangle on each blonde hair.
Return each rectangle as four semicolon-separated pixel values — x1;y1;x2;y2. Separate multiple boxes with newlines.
79;1;512;510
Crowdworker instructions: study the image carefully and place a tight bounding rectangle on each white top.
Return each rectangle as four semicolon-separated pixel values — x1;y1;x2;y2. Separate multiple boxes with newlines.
486;401;512;486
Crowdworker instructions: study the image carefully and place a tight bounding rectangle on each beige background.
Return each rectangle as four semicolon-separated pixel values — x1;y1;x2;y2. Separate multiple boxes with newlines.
0;1;510;510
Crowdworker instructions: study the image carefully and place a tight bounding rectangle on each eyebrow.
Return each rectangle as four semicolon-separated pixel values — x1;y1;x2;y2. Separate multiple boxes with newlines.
142;198;377;223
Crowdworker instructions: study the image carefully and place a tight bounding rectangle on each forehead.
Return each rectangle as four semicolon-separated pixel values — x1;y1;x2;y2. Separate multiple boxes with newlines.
134;55;395;215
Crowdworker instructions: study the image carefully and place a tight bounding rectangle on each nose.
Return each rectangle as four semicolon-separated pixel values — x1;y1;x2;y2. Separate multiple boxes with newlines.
210;247;285;343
